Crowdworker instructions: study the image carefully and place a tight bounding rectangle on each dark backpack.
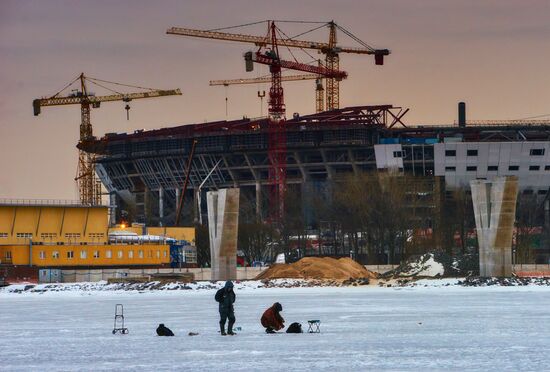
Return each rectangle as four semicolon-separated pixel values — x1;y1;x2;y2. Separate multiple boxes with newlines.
156;324;174;336
286;322;303;333
215;288;224;303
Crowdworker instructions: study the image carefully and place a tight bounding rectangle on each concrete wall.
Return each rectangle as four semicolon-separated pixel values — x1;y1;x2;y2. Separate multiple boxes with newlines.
44;264;550;283
53;267;265;283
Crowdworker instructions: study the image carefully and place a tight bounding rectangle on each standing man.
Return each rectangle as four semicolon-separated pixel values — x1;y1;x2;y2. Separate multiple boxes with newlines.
215;280;236;336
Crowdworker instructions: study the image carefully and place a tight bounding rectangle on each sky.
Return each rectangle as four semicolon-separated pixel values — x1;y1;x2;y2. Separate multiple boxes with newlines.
1;0;549;200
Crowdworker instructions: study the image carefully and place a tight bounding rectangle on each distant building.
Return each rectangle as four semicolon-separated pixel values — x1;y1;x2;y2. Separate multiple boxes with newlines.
80;105;550;225
0;200;195;272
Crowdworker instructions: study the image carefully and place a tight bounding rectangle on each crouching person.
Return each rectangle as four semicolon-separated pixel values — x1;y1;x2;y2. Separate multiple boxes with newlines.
261;302;284;333
215;280;236;336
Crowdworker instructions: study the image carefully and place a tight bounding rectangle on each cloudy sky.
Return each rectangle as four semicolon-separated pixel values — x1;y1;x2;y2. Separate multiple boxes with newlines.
1;0;549;199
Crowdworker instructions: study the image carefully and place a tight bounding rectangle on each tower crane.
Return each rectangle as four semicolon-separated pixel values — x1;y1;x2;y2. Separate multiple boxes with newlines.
245;21;347;220
167;20;389;110
33;73;182;205
167;20;356;222
209;73;325;113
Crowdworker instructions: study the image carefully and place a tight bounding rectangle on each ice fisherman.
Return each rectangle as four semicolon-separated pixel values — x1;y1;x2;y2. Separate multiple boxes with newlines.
261;302;285;333
215;280;236;336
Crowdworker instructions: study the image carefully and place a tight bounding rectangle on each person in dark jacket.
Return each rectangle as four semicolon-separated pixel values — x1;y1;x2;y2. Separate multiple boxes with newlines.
261;302;284;333
215;280;236;335
156;323;174;336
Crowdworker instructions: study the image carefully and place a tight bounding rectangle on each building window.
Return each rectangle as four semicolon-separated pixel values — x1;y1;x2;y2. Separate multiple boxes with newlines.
148;250;153;258
106;250;112;259
138;250;144;258
128;250;134;259
64;233;81;239
523;189;534;195
467;149;478;156
93;251;100;258
530;149;545;156
67;251;74;259
488;165;498;171
80;250;87;259
52;251;59;259
445;166;456;172
466;166;477;172
0;232;8;238
508;165;519;171
445;150;456;157
163;250;168;258
538;190;548;195
529;165;540;171
39;251;46;259
393;151;402;158
40;233;57;240
5;251;12;260
118;250;123;258
16;232;32;239
156;250;160;258
545;165;550;171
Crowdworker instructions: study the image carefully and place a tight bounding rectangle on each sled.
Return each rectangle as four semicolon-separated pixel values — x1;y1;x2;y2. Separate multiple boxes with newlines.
112;304;129;334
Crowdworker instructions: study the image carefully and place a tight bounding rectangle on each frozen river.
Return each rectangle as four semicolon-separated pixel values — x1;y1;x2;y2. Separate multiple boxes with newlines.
1;284;550;371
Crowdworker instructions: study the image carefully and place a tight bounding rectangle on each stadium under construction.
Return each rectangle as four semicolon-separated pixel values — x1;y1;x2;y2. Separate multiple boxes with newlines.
81;103;550;227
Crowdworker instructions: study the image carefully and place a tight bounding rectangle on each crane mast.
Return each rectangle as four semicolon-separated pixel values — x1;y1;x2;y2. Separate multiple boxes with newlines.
33;73;182;205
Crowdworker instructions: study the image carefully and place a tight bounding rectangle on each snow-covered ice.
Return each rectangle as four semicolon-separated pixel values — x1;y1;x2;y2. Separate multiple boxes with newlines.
2;285;550;371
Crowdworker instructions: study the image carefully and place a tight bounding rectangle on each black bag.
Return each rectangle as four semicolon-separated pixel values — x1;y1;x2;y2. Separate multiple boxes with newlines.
286;322;303;333
156;324;174;336
215;288;224;303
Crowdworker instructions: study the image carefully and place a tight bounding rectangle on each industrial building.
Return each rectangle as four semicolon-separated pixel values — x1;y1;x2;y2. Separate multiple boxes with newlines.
80;104;550;226
0;200;196;282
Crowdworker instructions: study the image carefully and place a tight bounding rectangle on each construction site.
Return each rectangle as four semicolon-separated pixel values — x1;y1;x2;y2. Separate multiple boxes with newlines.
2;18;550;285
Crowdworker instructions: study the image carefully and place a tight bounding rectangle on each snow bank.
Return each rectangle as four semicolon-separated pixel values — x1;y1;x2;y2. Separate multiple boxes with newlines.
0;277;370;295
382;253;445;278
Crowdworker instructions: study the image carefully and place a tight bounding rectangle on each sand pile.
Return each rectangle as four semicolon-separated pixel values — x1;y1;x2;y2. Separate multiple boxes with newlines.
255;257;377;280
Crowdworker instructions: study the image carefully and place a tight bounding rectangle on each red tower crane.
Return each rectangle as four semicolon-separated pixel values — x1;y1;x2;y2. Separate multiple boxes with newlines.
242;21;347;221
167;20;386;223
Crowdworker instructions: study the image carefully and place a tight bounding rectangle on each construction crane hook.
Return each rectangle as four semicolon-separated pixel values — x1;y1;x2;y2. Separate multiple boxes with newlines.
123;97;132;120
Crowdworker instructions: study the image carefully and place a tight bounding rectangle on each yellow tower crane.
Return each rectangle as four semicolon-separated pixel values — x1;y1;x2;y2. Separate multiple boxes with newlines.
33;73;182;205
209;73;325;113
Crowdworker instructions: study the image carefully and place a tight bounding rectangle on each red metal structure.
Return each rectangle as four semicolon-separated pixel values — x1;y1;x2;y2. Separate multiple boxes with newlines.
245;21;348;222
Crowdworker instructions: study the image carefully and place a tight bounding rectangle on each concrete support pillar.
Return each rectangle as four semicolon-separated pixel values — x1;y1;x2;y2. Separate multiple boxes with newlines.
109;192;117;226
158;186;164;227
207;188;240;281
470;176;518;277
255;182;262;220
175;188;181;207
143;187;150;224
194;189;200;224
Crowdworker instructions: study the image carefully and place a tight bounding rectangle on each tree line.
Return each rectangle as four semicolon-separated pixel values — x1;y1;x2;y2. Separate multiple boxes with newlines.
195;172;549;266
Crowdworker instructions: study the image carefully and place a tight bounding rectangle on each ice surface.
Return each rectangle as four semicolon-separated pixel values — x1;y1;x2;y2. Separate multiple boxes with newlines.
1;285;550;371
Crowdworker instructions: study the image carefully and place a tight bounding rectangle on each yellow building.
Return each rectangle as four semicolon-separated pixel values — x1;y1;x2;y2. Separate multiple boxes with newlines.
0;200;179;267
